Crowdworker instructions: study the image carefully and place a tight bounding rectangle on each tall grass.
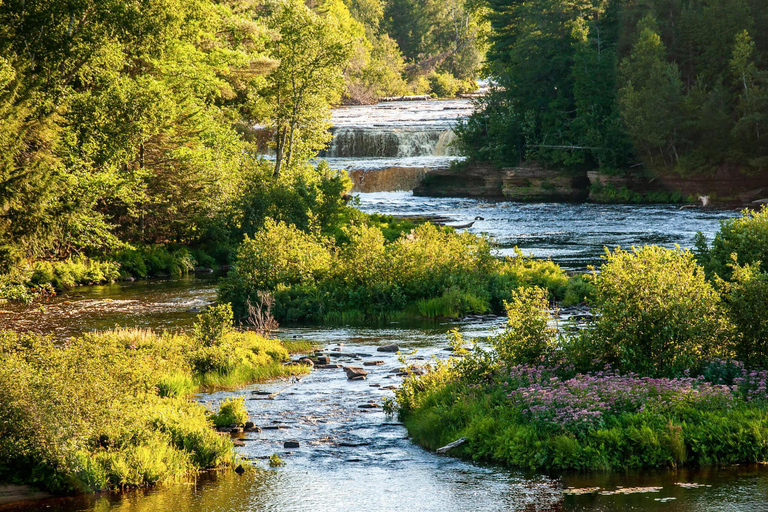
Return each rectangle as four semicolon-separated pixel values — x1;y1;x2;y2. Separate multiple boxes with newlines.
0;310;312;494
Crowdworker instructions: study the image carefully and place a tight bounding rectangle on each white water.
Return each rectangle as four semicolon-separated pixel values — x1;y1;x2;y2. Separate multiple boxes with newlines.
318;99;471;173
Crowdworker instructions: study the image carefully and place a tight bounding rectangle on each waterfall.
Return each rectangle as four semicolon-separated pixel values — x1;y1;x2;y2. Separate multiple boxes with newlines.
323;128;457;158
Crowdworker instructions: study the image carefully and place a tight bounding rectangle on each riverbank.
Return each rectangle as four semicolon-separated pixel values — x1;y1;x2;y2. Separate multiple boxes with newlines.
0;246;226;304
394;236;768;473
0;305;312;495
413;162;768;206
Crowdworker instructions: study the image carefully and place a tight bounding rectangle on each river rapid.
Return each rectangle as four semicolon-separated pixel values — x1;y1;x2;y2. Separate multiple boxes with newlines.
4;194;767;512
3;99;767;511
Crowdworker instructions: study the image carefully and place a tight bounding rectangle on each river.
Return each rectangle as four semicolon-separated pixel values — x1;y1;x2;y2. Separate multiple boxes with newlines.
4;196;765;511
3;100;766;511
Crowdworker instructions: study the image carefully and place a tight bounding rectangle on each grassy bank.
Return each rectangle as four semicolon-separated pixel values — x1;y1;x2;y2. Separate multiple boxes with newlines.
0;306;310;494
220;220;594;324
0;246;218;303
394;237;768;471
397;364;768;471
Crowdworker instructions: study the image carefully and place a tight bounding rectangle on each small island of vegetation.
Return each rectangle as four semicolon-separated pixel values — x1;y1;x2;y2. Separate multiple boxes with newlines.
393;207;768;471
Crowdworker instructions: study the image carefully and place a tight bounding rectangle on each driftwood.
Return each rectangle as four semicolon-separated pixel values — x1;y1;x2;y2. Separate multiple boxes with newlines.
446;221;474;229
436;437;467;454
379;95;431;102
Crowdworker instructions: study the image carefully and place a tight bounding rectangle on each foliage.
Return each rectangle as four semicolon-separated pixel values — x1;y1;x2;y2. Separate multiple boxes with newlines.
0;308;309;493
384;0;488;81
211;398;249;428
493;287;558;366
260;0;352;177
222;219;574;323
719;260;768;368
112;246;195;278
0;330;230;494
586;246;734;376
395;362;768;471
698;206;768;279
194;304;235;347
460;0;768;176
427;71;475;98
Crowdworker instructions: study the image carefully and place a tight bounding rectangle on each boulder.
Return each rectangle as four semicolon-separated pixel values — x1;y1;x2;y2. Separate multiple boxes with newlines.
377;344;400;353
284;440;300;449
344;366;369;380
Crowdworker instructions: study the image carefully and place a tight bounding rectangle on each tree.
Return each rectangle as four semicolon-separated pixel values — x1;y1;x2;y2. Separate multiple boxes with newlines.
618;15;684;169
264;0;352;177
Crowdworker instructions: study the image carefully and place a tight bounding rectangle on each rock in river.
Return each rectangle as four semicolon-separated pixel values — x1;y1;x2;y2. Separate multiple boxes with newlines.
377;344;400;353
284;440;300;449
344;366;368;380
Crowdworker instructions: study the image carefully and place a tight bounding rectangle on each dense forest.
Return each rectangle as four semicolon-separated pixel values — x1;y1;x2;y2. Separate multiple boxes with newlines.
0;0;486;286
457;0;768;178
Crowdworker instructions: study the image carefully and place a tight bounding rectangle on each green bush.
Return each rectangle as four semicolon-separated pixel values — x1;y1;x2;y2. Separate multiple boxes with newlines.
699;206;768;279
194;303;234;347
233;218;333;291
494;287;558;366
561;274;596;306
211;397;249;428
0;312;308;494
396;366;768;471
427;71;475;98
113;246;195;278
416;287;489;319
587;246;734;376
222;218;578;323
719;260;768;368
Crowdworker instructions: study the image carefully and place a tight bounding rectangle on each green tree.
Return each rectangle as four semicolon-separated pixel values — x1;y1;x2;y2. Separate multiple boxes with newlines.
263;0;352;177
618;15;684;170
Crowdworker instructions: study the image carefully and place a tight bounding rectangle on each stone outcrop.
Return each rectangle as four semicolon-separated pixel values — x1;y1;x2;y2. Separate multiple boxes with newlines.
348;167;429;192
414;163;588;202
413;162;768;205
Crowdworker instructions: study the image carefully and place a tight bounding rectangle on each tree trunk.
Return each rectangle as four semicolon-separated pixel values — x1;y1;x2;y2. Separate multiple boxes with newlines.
273;128;285;178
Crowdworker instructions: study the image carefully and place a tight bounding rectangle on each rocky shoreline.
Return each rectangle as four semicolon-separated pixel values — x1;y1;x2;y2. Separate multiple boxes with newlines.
411;162;768;206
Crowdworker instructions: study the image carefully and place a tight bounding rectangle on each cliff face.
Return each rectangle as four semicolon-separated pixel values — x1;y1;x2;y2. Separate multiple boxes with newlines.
413;163;768;205
413;163;589;202
348;167;428;192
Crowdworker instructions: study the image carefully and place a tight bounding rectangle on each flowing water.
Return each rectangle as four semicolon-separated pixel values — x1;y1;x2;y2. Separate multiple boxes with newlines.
3;199;764;511
317;100;469;192
355;192;738;270
3;100;766;510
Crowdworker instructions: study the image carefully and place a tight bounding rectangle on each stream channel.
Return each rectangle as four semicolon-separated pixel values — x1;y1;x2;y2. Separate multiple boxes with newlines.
2;99;767;511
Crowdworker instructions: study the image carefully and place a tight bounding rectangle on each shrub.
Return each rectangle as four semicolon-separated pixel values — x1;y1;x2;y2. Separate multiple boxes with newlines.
113;246;195;278
396;358;768;471
701;206;768;279
0;331;232;493
490;250;570;307
211;397;249;428
233;219;332;291
587;246;734;376
416;287;489;319
0;314;308;494
427;71;475;98
719;260;768;368
493;287;558;366
561;274;596;306
194;303;234;347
